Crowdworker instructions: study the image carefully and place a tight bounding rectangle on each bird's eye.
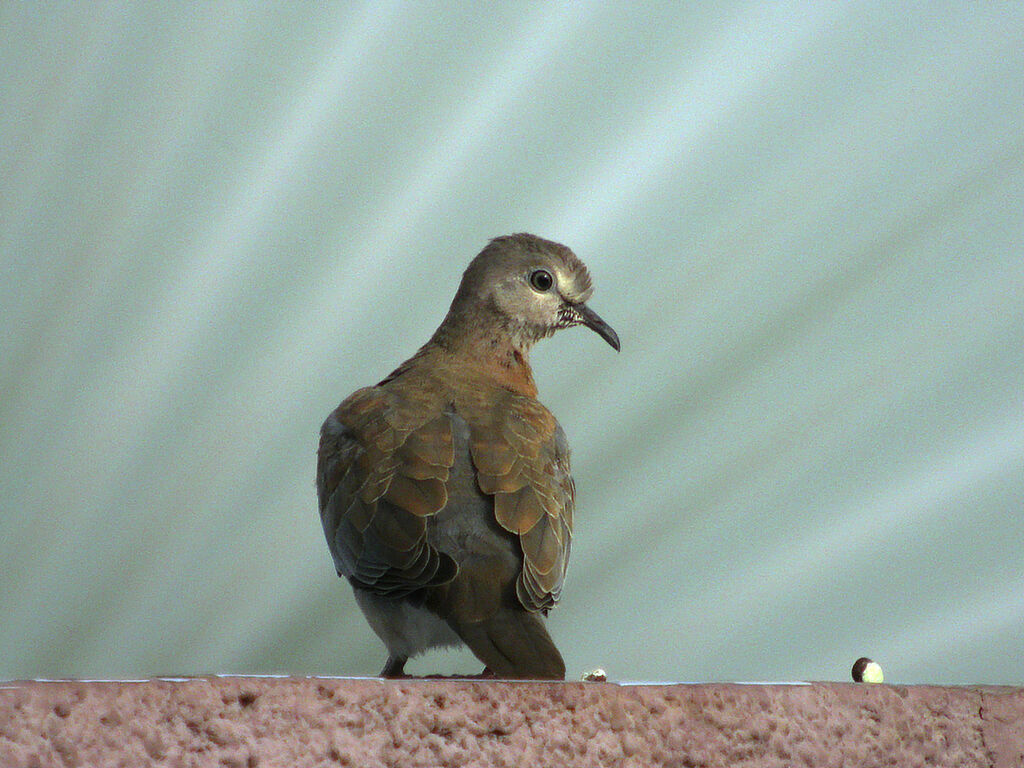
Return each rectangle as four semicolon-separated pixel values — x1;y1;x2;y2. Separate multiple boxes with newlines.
529;269;554;292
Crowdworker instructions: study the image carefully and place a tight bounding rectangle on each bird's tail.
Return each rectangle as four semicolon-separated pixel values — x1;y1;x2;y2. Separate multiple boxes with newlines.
452;608;565;680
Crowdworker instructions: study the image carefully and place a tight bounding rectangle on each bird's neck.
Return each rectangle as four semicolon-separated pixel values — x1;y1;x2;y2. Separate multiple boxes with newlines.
427;305;539;396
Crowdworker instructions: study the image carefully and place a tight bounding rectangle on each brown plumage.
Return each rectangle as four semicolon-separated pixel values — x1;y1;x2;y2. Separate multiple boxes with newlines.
317;233;618;679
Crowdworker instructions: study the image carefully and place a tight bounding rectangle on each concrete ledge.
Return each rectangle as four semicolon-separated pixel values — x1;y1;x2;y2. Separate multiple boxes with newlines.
1;676;1021;767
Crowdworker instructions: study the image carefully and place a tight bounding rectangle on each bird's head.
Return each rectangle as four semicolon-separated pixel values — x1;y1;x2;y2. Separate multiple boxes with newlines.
451;233;620;353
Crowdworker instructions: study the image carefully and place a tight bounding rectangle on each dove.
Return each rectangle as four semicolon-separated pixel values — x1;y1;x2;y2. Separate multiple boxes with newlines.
317;233;618;678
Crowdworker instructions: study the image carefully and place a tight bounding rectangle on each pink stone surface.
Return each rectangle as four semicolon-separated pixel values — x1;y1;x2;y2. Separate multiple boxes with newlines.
0;677;1021;767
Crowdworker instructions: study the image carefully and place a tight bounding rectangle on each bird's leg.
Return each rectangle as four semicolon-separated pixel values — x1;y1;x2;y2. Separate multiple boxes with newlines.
380;655;409;678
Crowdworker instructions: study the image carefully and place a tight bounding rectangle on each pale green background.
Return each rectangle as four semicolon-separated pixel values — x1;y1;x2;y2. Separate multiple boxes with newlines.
2;3;1023;684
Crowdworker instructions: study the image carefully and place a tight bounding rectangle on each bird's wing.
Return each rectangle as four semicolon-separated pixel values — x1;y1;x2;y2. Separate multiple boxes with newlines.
317;386;457;597
468;392;574;613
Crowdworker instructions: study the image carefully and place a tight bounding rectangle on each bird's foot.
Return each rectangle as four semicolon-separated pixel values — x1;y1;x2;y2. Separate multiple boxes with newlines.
380;656;409;678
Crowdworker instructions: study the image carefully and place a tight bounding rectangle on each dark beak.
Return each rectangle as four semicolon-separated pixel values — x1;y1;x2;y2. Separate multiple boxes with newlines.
575;303;620;351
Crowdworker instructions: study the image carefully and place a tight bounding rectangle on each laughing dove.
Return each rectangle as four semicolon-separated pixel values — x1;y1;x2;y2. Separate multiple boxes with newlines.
317;233;618;679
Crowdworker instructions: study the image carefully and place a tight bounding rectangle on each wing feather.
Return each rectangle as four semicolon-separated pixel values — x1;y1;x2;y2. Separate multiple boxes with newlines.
317;387;457;598
467;392;574;613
